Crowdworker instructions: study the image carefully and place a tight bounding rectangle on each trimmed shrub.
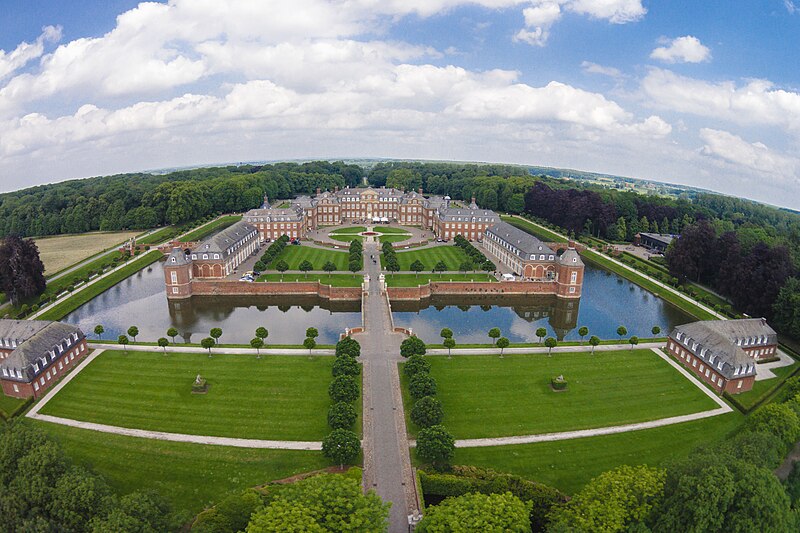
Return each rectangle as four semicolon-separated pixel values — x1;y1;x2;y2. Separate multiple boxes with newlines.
327;402;357;429
329;375;359;403
332;355;360;377
409;373;437;399
336;337;361;358
410;396;443;428
403;354;431;378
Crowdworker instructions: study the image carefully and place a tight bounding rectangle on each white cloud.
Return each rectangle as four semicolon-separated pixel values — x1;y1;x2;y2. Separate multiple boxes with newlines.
785;0;798;14
642;68;800;132
699;128;799;181
581;60;624;78
567;0;646;23
650;36;711;64
0;26;62;80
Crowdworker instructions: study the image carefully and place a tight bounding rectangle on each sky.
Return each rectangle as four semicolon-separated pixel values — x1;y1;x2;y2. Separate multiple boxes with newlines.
0;1;798;209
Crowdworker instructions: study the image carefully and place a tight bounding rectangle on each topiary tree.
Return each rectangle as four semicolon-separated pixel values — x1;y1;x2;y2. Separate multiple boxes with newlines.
400;336;426;358
589;335;601;354
157;337;169;354
303;337;316;354
166;327;178;343
409;373;437;399
410;260;425;277
410;396;443;428
327;402;357;430
348;259;361;273
488;327;501;345
336;336;360;358
443;337;456;358
329;375;359;403
404;354;430;378
275;260;289;279
629;336;639;350
617;325;628;340
440;328;453;340
536;327;547;345
118;335;129;353
332;355;360;377
578;326;589;344
458;260;473;273
545;336;557;356
416;425;455;469
433;260;447;273
321;429;361;468
322;261;336;278
94;324;104;340
127;326;139;343
299;260;313;278
201;337;215;356
256;327;269;344
306;327;319;340
254;260;266;272
210;328;223;344
496;337;509;357
250;337;264;358
652;326;661;336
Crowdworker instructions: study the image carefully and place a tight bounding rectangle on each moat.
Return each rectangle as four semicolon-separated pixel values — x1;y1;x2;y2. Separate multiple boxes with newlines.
62;260;691;345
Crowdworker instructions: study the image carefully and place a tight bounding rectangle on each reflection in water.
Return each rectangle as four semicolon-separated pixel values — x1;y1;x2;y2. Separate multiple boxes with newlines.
62;264;360;344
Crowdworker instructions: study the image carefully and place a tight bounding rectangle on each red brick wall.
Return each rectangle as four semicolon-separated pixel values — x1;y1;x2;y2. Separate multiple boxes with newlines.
666;340;753;394
1;338;89;400
189;280;362;301
387;280;579;300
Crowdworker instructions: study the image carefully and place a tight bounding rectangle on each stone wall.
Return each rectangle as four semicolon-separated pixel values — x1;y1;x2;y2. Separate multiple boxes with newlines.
387;281;579;301
189;280;363;301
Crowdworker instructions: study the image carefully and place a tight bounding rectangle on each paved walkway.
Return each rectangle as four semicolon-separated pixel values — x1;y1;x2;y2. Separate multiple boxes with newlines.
87;342;335;356
755;349;796;380
357;240;418;533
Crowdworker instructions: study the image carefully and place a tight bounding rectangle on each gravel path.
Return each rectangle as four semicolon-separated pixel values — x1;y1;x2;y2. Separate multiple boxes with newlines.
87;342;335;356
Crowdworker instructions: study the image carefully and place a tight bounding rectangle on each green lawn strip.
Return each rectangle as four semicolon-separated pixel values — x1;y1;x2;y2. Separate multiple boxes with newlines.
580;249;716;321
30;420;328;517
93;340;335;349
392;246;470;271
418;350;718;439
268;246;350;271
0;394;26;418
729;363;800;411
452;412;743;495
380;235;411;243
40;351;333;441
38;252;162;321
374;227;410;234
500;216;568;243
329;234;364;243
275;201;292;208
331;226;367;234
137;225;181;245
423;338;667;349
256;273;363;287
180;215;242;242
385;273;496;287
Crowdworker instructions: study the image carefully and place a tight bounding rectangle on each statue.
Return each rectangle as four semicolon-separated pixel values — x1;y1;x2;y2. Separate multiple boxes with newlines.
195;374;202;385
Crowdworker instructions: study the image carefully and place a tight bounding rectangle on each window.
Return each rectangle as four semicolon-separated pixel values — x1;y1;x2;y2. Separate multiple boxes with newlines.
692;359;697;367
171;272;178;284
711;375;716;383
570;272;577;284
569;287;576;293
46;371;51;379
40;377;45;385
58;362;63;370
699;364;704;372
1;368;6;377
34;382;39;391
737;381;743;389
13;384;18;392
705;369;709;377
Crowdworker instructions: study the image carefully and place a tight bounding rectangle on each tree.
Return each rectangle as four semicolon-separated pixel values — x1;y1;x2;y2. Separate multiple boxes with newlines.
275;260;289;279
348;259;361;273
411;396;444;427
329;375;359;403
400;336;426;358
544;336;557;355
255;326;269;345
321;430;361;468
157;337;169;354
577;326;589;344
488;327;501;345
417;491;532;532
245;498;324;532
299;260;313;277
327;402;357;429
322;260;336;278
549;465;665;533
433;260;447;273
589;335;601;354
385;258;400;273
332;355;360;377
536;327;547;344
416;425;455;468
458;260;473;273
192;489;262;533
410;373;437;399
773;277;800;339
250;337;264;358
201;337;215;356
617;325;627;340
210;327;223;344
118;335;129;353
166;327;178;343
336;336;360;358
443;337;456;358
303;337;316;354
404;354;431;377
440;327;453;340
745;403;800;450
306;327;319;340
629;336;639;350
651;326;661;337
94;324;104;340
496;337;509;357
0;235;46;305
410;259;425;277
127;326;139;343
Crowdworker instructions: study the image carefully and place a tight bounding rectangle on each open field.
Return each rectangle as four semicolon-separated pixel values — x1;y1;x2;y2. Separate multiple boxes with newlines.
269;245;351;271
500;216;568;243
31;420;328;516
453;412;743;495
35;230;142;275
40;351;336;440
180;215;242;242
385;273;496;287
257;273;363;287
380;234;411;243
404;350;719;439
391;246;469;271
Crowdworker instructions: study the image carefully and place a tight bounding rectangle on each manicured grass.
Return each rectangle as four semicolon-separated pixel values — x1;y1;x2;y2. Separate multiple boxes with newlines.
31;420;328;516
257;273;363;287
453;412;743;495
333;226;367;233
380;234;411;243
37;251;162;321
41;351;337;440
275;201;292;208
330;234;363;242
34;230;143;275
731;363;800;410
407;350;719;439
385;273;496;287
375;227;411;234
500;215;568;243
0;394;26;418
423;338;667;349
392;246;469;271
269;246;351;271
137;225;181;245
180;215;242;242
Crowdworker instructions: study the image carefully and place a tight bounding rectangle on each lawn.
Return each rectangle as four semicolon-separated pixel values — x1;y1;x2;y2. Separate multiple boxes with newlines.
268;245;351;271
330;234;363;243
137;225;181;246
405;350;719;439
34;230;142;275
375;227;411;234
257;273;363;287
391;246;470;271
333;226;367;233
730;362;800;411
500;216;568;243
180;215;242;242
452;412;743;495
32;421;328;517
380;234;411;243
40;351;336;440
0;394;26;418
385;273;496;287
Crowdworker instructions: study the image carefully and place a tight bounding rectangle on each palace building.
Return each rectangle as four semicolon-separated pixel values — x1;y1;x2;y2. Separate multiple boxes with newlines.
666;318;778;394
484;221;585;297
243;187;499;243
0;319;87;399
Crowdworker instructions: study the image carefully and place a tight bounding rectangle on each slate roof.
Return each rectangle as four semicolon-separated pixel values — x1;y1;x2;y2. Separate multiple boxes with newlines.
165;247;191;266
193;221;257;256
0;320;84;382
558;248;584;267
0;320;49;347
640;233;674;246
486;221;555;258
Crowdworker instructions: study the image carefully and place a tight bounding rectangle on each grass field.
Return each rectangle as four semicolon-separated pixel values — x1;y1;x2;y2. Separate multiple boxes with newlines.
136;225;180;246
380;234;411;243
37;251;162;321
180;215;242;242
0;394;26;417
404;350;719;439
731;363;799;410
34;230;142;275
385;273;496;287
32;421;328;517
269;246;351;271
329;234;364;243
452;412;743;495
333;226;367;233
391;246;470;271
500;216;568;243
257;273;363;287
40;351;336;440
375;227;410;234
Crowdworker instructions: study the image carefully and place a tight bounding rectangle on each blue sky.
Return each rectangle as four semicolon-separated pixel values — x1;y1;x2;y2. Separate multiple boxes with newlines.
0;1;798;208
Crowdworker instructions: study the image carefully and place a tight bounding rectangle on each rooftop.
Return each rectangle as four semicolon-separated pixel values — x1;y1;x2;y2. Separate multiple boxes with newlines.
487;221;555;257
193;221;257;255
0;320;84;381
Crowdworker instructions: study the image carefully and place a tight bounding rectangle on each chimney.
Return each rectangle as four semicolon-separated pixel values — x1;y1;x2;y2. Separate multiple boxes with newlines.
471;195;476;205
263;194;269;208
418;187;423;195
568;240;576;249
334;185;339;193
316;187;321;195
